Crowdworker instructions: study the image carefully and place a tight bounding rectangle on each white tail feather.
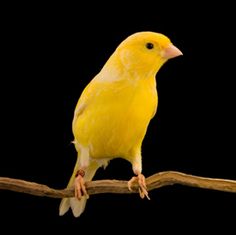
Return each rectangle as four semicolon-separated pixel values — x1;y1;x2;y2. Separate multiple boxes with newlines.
59;160;100;217
59;197;70;216
70;197;87;217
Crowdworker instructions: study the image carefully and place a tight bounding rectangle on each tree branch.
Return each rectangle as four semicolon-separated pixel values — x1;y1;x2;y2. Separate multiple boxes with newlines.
0;171;236;198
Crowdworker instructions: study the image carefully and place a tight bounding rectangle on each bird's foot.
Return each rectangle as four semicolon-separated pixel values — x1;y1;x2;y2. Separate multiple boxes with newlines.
128;174;150;200
74;169;89;200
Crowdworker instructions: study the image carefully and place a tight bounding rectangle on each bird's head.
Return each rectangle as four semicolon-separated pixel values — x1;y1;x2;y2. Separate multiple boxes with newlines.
110;31;182;78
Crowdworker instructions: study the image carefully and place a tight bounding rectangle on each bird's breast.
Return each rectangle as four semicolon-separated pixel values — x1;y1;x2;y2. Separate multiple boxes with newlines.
74;78;158;159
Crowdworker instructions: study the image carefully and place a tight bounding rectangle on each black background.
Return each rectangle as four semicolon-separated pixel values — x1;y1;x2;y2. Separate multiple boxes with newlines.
1;2;235;234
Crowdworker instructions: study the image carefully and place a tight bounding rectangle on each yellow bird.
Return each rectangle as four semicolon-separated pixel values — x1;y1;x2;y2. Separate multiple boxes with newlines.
59;31;182;217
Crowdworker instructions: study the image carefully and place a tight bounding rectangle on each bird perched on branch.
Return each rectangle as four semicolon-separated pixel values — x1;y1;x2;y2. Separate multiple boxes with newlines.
59;31;182;217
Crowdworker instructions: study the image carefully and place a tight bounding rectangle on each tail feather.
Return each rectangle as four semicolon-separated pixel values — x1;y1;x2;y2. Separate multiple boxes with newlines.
70;197;87;217
59;197;70;216
59;160;100;217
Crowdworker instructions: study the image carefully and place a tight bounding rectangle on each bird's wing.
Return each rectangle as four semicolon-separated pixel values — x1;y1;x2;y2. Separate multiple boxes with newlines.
72;102;86;127
72;78;99;130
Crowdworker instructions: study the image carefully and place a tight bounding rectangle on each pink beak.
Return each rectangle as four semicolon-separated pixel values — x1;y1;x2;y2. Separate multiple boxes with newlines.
162;44;183;59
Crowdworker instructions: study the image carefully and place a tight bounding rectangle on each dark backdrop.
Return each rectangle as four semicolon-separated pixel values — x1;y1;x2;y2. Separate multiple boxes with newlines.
1;2;235;234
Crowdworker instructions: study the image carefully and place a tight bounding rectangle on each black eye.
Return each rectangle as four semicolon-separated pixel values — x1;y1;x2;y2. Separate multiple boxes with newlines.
146;42;154;49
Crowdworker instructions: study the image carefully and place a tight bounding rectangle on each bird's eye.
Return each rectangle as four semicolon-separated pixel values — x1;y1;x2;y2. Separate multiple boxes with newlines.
146;42;154;50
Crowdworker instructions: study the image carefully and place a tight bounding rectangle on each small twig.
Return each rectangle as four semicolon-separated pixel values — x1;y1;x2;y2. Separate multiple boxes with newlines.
0;171;236;198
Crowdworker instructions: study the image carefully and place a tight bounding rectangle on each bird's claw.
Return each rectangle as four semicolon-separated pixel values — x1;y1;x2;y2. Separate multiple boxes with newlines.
128;174;150;200
74;174;89;200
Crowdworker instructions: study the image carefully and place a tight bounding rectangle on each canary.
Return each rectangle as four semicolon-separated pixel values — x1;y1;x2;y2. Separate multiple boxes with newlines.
59;31;182;217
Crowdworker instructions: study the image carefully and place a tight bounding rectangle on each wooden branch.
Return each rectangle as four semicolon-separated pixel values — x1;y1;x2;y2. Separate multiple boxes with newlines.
0;171;236;198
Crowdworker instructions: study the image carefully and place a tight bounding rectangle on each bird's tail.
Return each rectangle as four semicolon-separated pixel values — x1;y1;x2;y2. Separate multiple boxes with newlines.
59;158;99;217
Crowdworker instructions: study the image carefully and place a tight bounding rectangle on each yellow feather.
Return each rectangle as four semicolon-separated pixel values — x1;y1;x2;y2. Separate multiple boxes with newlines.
60;31;182;217
73;75;157;160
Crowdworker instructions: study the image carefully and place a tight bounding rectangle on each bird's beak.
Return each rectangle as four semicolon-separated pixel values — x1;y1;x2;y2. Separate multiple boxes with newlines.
161;44;183;59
